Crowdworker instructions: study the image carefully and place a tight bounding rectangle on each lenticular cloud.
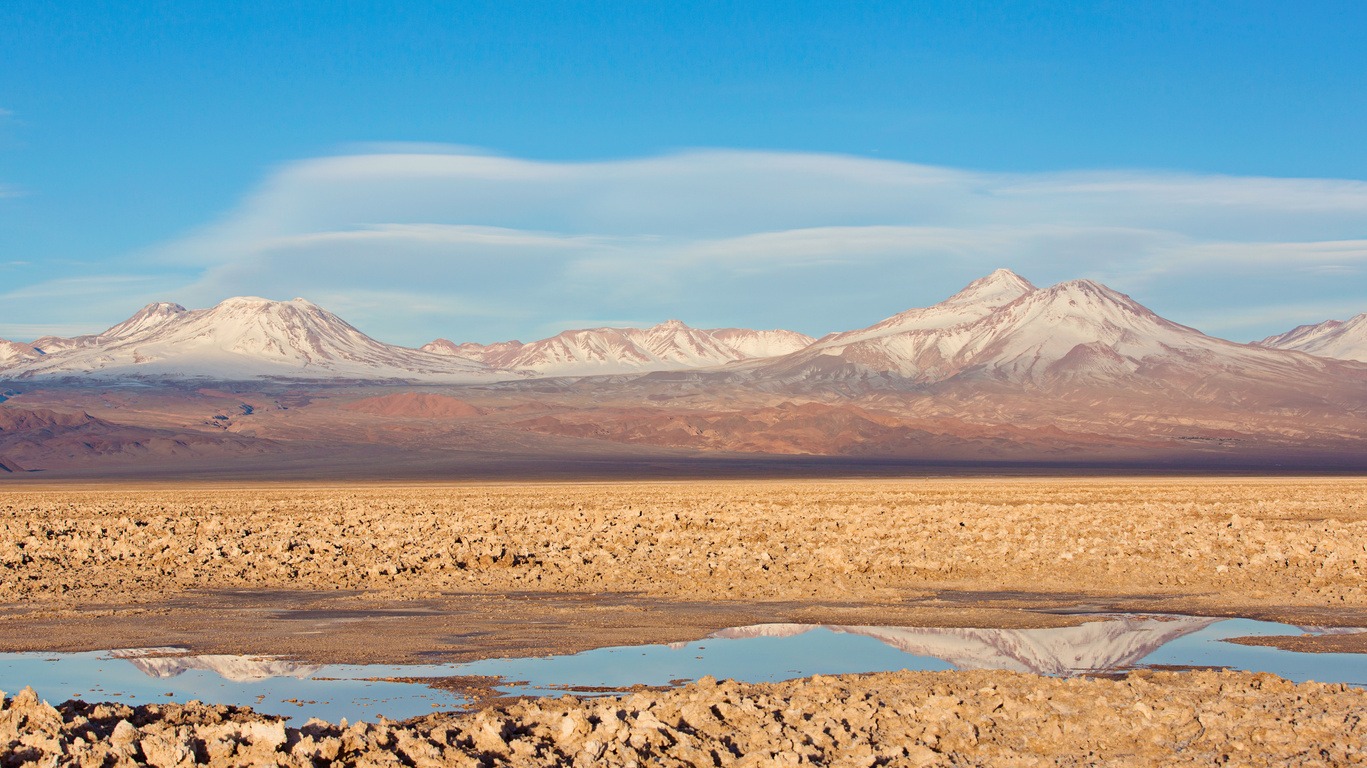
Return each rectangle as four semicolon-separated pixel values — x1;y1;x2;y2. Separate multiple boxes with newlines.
15;147;1367;346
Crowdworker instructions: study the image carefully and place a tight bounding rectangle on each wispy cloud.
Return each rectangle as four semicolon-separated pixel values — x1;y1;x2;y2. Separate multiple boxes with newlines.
0;322;108;340
1182;300;1367;335
0;275;188;342
0;274;168;301
11;148;1367;344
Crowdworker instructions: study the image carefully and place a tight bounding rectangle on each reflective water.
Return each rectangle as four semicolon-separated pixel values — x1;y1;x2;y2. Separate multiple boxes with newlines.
1;614;1361;725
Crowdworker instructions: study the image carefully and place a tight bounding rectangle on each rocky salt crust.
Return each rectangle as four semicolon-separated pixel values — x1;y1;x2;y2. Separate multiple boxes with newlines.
3;670;1364;767
3;479;1365;609
3;479;1367;763
3;479;1366;664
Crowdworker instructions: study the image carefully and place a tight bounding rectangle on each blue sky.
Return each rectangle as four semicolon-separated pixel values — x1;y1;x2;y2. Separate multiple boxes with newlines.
1;1;1364;345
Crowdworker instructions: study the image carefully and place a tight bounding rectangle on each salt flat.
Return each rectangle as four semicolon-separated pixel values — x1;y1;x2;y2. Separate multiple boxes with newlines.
2;477;1365;765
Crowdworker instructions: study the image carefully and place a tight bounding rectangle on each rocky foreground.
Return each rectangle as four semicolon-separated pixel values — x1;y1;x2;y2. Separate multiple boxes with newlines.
4;479;1366;608
4;479;1367;764
4;669;1364;767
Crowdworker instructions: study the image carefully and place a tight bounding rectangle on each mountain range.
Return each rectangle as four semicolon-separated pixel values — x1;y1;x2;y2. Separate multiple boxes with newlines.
2;269;1365;383
2;269;1365;476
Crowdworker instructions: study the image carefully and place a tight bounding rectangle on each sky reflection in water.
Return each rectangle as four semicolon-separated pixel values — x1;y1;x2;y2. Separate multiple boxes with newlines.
1;615;1361;725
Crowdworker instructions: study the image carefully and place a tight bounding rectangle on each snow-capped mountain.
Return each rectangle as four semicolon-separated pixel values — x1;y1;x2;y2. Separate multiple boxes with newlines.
749;269;1354;391
710;615;1219;676
4;297;503;382
423;320;815;376
706;327;816;359
421;338;526;365
831;268;1038;345
30;302;188;354
1258;313;1367;362
3;274;1360;393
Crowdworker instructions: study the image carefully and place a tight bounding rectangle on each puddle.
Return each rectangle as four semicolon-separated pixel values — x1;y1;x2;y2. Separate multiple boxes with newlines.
1;614;1362;725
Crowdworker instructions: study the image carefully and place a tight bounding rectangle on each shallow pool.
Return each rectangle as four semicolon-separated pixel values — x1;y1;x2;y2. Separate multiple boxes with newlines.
1;614;1361;725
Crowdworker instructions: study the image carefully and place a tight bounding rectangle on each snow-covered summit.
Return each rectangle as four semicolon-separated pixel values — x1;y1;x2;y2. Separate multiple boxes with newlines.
707;327;816;359
1258;313;1367;362
424;320;815;376
812;268;1037;350
5;296;500;382
0;339;43;367
31;301;188;354
748;270;1339;388
945;267;1039;308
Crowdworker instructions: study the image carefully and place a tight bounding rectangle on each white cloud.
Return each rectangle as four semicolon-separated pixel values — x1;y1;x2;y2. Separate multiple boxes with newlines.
13;147;1367;345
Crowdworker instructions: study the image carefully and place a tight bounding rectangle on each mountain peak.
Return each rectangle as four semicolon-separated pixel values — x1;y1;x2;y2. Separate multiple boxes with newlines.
946;269;1037;307
28;300;191;354
987;267;1028;282
1036;279;1156;317
217;296;272;305
139;301;189;314
214;296;313;309
1049;278;1125;299
818;269;1037;347
0;338;44;365
6;295;496;381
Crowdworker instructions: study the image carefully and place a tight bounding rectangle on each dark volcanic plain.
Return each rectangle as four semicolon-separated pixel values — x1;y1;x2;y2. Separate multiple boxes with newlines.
2;377;1366;480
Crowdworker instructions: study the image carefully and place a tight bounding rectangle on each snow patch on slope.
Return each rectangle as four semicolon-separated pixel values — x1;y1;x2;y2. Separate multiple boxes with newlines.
0;339;44;367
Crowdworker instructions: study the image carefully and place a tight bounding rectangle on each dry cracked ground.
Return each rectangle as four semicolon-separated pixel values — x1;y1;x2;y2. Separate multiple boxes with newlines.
2;477;1366;765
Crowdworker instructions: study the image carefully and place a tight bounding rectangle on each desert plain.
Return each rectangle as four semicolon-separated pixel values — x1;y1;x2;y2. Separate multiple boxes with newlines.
2;476;1366;766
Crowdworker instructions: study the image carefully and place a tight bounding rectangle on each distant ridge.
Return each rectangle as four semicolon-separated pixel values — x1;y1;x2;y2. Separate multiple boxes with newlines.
424;320;815;376
2;270;1366;474
1258;313;1367;362
2;271;1363;391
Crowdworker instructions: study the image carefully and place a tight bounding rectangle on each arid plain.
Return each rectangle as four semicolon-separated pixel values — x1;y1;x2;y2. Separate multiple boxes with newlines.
3;477;1366;765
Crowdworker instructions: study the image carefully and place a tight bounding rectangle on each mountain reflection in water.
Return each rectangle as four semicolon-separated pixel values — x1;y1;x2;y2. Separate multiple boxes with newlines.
707;615;1222;675
5;613;1364;725
109;648;322;682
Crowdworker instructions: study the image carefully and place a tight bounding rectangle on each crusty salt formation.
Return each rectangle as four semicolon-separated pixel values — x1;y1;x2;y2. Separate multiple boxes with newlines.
3;479;1364;607
3;669;1364;767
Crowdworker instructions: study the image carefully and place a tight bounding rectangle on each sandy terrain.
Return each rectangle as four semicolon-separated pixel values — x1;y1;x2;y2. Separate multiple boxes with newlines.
2;477;1366;764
